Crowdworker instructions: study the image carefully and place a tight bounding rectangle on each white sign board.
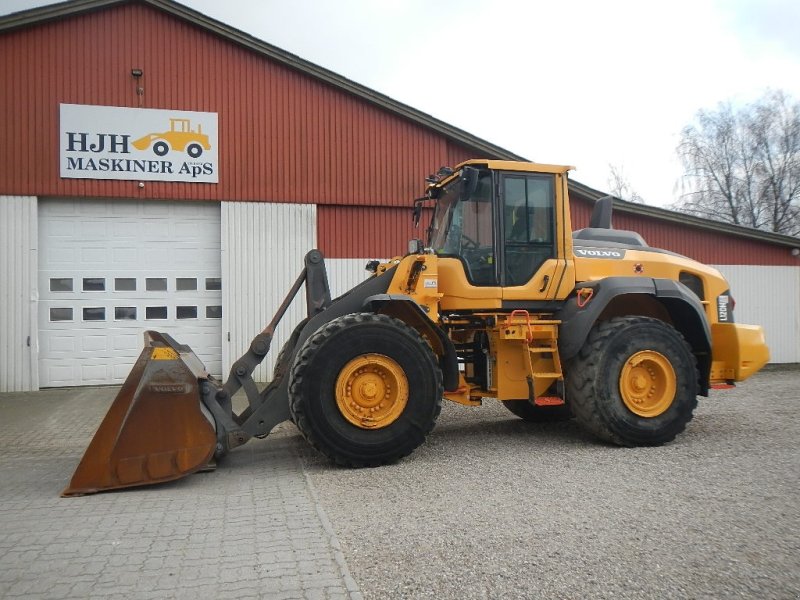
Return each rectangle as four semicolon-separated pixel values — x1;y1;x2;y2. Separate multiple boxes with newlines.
60;104;219;183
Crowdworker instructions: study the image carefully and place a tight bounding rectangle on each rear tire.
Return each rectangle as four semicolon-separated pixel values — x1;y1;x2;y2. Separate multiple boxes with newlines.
565;316;698;446
289;313;442;467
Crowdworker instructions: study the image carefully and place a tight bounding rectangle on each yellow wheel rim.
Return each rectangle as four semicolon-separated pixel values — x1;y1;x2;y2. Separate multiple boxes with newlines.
335;354;408;429
619;350;676;417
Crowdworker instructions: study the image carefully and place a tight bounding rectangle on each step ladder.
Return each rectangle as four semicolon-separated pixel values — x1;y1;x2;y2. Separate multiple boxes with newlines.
505;310;563;404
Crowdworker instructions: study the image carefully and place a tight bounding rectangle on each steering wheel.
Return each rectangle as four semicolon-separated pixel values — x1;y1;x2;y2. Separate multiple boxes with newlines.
460;233;479;249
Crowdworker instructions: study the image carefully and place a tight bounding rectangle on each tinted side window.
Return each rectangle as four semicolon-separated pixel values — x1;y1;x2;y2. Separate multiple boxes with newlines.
502;174;555;285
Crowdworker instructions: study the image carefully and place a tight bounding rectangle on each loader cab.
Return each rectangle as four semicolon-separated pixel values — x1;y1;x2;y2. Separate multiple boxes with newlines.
427;163;567;293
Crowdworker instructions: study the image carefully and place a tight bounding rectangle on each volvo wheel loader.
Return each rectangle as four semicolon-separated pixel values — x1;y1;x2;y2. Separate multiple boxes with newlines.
62;160;770;496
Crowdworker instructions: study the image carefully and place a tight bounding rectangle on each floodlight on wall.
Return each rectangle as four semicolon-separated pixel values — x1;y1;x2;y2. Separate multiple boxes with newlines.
131;68;144;104
791;248;800;257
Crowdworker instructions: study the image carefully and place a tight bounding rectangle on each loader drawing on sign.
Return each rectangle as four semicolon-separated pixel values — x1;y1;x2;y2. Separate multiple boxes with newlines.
62;159;770;497
132;118;211;158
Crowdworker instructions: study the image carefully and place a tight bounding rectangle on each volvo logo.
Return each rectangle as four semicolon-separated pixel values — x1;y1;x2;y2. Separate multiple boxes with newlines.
574;248;625;259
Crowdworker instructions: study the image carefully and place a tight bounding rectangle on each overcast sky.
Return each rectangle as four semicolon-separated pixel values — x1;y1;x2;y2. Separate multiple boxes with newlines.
4;0;800;206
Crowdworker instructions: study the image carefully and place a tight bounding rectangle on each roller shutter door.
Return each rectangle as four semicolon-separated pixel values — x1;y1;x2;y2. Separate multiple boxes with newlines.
38;199;222;387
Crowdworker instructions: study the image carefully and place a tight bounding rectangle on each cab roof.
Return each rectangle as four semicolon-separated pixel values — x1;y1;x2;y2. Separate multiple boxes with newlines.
457;159;575;175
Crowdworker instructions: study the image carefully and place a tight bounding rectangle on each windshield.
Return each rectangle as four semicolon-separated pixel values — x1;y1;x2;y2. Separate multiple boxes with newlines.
427;177;459;250
427;169;496;285
428;171;492;249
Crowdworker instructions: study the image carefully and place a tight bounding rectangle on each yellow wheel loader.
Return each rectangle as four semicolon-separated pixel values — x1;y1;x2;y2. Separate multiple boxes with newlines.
131;118;211;158
62;160;769;496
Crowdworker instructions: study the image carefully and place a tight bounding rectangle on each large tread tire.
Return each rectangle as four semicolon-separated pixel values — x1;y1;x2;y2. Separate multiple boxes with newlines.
565;316;698;446
289;313;443;467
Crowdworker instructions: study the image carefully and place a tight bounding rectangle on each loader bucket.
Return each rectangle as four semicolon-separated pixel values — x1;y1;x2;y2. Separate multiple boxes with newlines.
62;331;217;497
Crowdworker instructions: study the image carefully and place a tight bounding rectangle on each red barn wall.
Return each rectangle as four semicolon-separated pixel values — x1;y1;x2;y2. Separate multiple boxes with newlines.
0;3;477;205
569;194;796;266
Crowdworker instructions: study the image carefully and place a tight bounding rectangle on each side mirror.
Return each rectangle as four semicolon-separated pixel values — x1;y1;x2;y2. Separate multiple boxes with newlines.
461;167;480;201
412;198;424;228
408;239;423;255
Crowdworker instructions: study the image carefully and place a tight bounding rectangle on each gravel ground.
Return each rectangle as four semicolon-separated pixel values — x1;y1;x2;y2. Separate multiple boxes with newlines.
300;366;800;600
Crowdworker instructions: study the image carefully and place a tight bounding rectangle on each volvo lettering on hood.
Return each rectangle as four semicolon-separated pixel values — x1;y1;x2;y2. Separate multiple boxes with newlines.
574;247;626;259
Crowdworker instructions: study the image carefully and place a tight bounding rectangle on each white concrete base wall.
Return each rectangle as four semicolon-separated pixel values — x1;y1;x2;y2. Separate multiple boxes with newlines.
0;196;38;392
713;264;800;363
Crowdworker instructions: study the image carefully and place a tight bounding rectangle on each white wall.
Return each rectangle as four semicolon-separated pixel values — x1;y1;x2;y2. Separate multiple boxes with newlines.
221;202;316;382
325;258;381;299
713;264;800;363
0;196;38;392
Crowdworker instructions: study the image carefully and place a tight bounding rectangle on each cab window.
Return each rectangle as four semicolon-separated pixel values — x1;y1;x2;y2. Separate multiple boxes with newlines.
502;174;555;285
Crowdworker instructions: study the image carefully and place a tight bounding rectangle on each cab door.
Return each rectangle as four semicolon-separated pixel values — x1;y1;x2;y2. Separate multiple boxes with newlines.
499;171;572;303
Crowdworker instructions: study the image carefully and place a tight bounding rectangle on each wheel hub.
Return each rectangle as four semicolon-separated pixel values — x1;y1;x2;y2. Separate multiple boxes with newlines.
619;350;676;417
335;354;408;429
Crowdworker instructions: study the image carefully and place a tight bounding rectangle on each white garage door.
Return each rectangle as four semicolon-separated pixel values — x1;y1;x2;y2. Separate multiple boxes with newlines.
38;199;222;387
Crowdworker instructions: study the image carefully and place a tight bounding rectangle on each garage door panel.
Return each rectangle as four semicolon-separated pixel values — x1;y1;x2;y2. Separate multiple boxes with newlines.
47;335;76;353
142;222;171;239
40;362;76;387
39;199;222;387
80;221;108;238
41;200;77;216
45;247;76;265
171;248;202;265
78;202;110;217
112;247;139;265
80;363;108;383
81;248;108;265
145;203;171;217
110;202;141;216
112;221;139;237
174;222;200;237
80;335;108;352
113;334;139;351
42;219;76;238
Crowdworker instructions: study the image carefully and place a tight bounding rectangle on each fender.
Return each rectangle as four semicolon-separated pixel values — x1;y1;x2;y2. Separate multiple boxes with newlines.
555;277;712;393
363;294;460;393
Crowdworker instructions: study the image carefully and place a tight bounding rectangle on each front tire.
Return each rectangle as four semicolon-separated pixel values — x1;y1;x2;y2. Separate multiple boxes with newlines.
565;316;698;446
289;313;443;466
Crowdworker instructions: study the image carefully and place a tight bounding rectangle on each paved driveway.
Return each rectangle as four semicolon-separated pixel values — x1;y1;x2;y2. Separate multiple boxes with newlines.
1;367;798;599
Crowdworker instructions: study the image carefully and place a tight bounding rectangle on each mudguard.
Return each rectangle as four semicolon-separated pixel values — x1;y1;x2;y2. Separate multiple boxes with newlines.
555;277;712;392
362;294;460;392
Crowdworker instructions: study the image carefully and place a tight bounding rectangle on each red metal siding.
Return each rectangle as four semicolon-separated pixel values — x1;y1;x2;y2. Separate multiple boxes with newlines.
0;4;478;204
570;194;797;266
318;205;425;259
3;4;792;266
322;193;798;263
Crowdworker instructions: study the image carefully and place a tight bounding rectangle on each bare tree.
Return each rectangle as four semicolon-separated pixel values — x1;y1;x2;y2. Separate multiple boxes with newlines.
675;90;800;236
607;163;644;203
